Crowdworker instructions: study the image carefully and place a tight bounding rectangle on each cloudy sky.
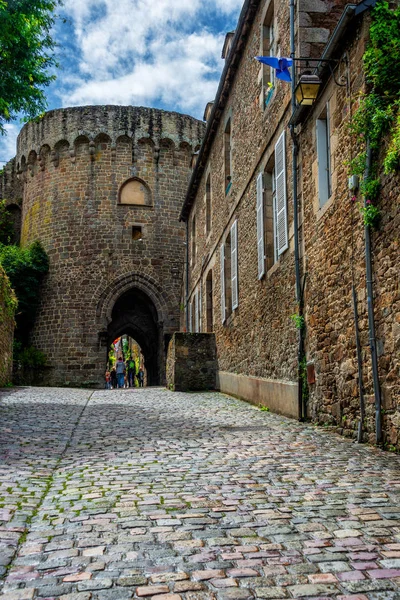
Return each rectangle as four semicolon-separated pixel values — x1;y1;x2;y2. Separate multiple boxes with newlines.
0;0;243;166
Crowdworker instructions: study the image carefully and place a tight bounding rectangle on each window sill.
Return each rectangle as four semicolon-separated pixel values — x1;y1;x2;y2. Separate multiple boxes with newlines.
119;203;154;209
316;193;335;221
267;260;280;277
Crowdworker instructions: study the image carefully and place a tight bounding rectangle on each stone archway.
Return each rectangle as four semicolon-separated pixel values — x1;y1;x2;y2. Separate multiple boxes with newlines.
107;287;161;386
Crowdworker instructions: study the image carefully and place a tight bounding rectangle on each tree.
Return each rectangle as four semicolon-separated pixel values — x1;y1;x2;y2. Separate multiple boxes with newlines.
0;0;59;135
0;240;49;343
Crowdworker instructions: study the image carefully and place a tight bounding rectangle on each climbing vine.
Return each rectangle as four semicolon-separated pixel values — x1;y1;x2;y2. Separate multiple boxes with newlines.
349;0;400;227
0;264;17;324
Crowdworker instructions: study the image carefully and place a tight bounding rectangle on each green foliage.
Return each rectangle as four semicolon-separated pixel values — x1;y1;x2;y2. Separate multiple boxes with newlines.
349;1;400;216
0;201;15;245
16;345;47;368
0;264;17;322
359;202;381;228
0;241;49;342
290;313;305;330
0;0;60;134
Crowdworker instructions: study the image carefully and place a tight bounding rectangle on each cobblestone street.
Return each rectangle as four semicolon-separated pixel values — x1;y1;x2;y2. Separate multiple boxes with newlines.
1;388;400;600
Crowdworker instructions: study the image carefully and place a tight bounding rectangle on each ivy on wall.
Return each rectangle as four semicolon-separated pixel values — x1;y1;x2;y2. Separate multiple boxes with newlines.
350;0;400;226
0;241;49;344
0;264;17;324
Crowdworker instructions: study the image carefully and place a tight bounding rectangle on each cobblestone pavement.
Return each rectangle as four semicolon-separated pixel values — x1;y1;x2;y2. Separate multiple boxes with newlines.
1;388;400;600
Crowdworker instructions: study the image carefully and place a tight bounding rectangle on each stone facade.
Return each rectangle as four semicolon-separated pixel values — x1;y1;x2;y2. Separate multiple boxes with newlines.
0;266;15;386
166;332;217;391
182;0;400;444
1;106;204;386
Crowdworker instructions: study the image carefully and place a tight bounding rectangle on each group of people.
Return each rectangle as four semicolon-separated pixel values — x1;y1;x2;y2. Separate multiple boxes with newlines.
105;357;144;389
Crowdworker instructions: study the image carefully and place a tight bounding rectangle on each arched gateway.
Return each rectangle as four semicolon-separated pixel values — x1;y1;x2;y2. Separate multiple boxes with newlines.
12;106;205;386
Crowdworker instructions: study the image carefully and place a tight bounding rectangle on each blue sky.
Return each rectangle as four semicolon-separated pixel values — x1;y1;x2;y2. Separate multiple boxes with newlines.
0;0;243;166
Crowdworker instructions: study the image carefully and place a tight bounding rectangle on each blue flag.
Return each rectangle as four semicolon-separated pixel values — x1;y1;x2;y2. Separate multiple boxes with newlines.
255;56;293;82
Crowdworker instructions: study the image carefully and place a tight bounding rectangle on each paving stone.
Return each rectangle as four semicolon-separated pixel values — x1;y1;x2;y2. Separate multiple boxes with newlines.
136;586;170;597
253;589;287;599
1;387;400;599
216;589;253;600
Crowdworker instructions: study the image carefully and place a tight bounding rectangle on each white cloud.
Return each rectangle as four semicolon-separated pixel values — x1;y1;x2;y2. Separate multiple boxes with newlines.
0;124;20;166
56;0;242;118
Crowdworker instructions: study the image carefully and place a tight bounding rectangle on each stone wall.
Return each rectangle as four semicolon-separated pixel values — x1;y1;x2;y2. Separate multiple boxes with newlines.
300;15;400;446
7;106;204;386
0;266;15;386
166;333;217;391
183;0;400;444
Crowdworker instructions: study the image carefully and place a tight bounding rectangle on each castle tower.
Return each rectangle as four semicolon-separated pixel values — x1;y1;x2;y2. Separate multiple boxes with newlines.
15;106;205;386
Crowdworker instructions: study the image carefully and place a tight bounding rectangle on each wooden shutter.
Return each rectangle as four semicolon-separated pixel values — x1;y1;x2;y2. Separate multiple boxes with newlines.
231;220;238;310
195;289;199;333
220;244;226;323
274;131;288;256
256;173;265;279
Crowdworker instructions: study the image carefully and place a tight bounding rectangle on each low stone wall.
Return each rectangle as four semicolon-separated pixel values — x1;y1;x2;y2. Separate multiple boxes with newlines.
166;333;217;391
0;266;16;386
217;371;299;419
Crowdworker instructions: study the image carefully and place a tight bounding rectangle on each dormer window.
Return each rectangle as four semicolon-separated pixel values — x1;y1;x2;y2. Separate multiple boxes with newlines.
261;4;277;109
203;102;214;123
222;31;235;60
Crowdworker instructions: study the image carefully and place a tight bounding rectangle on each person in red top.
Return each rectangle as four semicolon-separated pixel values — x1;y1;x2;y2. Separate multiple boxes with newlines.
105;368;111;389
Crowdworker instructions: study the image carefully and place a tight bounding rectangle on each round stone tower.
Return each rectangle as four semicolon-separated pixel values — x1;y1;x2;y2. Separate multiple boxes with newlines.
16;106;205;386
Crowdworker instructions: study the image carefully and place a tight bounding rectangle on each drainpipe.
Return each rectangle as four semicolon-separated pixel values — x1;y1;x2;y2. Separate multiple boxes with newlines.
290;0;305;421
185;219;190;332
364;140;382;444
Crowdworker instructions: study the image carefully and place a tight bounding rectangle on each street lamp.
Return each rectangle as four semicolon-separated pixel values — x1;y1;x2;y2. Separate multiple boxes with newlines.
294;73;322;106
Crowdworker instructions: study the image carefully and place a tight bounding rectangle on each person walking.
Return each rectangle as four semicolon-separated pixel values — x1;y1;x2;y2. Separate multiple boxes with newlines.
115;357;125;389
110;367;117;389
138;368;144;387
127;358;136;387
105;368;111;390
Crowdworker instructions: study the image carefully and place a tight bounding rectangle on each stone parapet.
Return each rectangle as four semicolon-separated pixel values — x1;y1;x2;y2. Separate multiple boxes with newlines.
166;333;217;391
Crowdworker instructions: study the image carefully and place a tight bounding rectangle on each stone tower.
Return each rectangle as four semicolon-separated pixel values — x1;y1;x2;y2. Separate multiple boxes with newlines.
13;105;205;386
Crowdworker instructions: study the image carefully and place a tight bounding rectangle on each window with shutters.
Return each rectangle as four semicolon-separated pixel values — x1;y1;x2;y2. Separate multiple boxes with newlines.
205;173;212;235
261;4;276;109
274;131;288;257
256;141;287;277
206;270;213;332
191;214;196;265
224;118;232;195
316;103;332;208
221;220;239;323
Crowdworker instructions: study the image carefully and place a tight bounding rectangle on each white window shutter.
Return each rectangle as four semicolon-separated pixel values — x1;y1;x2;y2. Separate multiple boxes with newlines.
274;131;288;256
220;244;226;323
256;172;265;279
195;289;199;333
231;220;238;310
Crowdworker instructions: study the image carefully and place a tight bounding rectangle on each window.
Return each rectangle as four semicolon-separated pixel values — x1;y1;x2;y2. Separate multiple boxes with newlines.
261;5;276;108
206;270;213;332
191;214;196;265
132;225;143;240
119;178;151;205
205;173;211;235
224;118;232;194
316;103;332;207
256;131;288;277
220;220;239;323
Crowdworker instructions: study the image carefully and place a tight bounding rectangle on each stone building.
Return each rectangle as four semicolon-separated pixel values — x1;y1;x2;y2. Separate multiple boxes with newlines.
1;106;204;386
181;0;400;445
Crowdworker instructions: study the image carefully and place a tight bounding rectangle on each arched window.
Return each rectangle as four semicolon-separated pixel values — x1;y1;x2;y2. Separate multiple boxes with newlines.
119;178;152;206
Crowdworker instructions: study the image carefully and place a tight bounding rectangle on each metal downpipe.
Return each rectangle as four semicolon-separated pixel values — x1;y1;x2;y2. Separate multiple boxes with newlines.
364;140;382;444
290;0;304;421
185;219;190;332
